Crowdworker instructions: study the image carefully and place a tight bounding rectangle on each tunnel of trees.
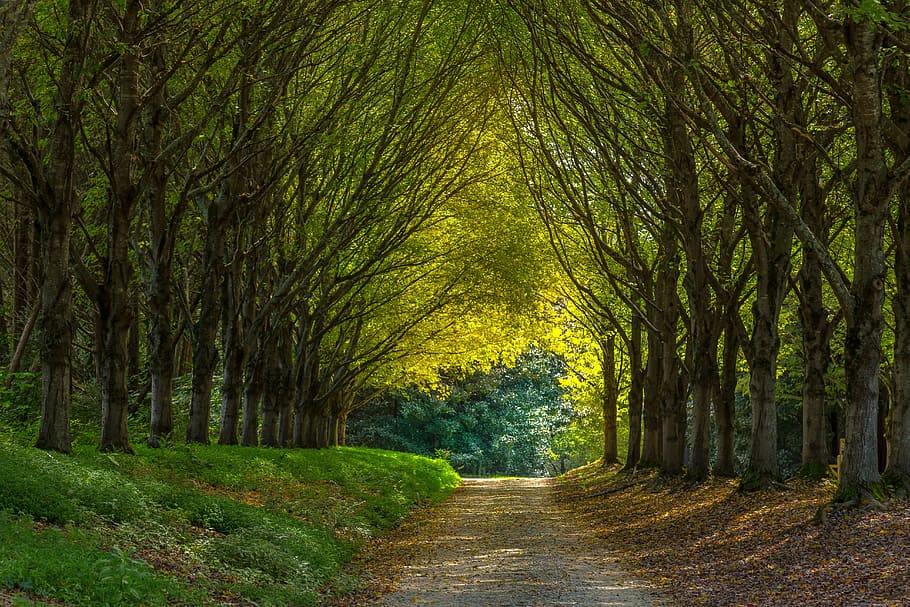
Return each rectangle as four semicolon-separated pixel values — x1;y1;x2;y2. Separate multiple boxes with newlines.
1;0;910;502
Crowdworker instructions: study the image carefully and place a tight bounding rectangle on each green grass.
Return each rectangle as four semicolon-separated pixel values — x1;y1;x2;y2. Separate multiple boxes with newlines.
0;443;459;606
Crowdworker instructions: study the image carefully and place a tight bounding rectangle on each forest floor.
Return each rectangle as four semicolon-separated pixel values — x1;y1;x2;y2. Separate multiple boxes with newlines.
331;469;910;607
556;464;910;607
328;477;666;606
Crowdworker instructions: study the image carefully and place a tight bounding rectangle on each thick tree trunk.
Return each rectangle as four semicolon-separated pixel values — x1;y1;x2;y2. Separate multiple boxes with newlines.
186;208;225;444
885;35;910;492
146;256;174;446
97;0;143;454
837;17;889;501
799;249;832;473
98;281;134;453
889;189;910;491
746;295;782;482
35;0;92;454
36;204;74;454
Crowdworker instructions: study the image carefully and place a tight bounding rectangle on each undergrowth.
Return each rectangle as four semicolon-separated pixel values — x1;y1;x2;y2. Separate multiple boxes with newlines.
0;442;459;606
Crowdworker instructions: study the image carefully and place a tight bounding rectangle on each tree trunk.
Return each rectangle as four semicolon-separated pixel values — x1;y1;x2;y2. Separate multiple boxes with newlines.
259;334;281;447
641;325;662;466
241;346;263;446
625;310;644;469
885;31;910;492
35;0;93;454
714;319;738;477
218;257;246;445
276;331;295;447
186;208;225;444
97;0;144;454
146;253;175;447
837;16;889;501
601;334;618;466
657;243;685;475
660;45;713;479
889;244;910;488
36;201;74;454
798;239;832;474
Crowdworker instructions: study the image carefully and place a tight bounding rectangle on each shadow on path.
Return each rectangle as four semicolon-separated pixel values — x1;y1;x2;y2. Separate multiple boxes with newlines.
335;477;667;607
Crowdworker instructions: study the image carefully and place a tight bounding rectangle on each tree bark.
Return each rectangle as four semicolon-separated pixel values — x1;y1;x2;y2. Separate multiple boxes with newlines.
276;331;295;447
642;324;662;467
714;317;738;477
34;0;93;454
218;254;246;445
837;14;889;501
885;21;910;492
186;206;225;444
601;334;618;466
241;346;263;446
657;243;685;475
625;309;644;469
259;333;281;447
798;196;833;473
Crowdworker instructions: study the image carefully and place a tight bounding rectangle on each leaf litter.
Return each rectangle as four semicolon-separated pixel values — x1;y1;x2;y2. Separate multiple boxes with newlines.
556;465;910;607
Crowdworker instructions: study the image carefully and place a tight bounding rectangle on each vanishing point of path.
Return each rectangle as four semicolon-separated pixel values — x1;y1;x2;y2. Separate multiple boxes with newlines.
336;478;667;607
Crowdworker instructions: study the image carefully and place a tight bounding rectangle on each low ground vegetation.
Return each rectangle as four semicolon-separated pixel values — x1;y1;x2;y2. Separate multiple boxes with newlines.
0;442;458;606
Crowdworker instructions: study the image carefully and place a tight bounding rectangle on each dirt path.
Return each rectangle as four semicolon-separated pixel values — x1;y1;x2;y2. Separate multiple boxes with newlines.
335;478;667;606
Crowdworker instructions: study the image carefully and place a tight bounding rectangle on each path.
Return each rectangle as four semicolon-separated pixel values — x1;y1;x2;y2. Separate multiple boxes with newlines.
337;477;666;607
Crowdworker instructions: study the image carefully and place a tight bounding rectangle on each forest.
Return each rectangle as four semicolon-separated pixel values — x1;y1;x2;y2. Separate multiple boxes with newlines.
1;0;910;509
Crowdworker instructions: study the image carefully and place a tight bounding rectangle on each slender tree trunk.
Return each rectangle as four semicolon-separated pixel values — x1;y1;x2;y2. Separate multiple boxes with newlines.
259;334;281;447
714;317;738;477
2;2;38;363
12;205;33;353
642;325;662;466
218;257;245;445
241;346;263;446
889;237;910;488
601;334;618;465
127;288;140;384
276;332;294;447
625;310;644;469
657;244;685;475
97;0;144;454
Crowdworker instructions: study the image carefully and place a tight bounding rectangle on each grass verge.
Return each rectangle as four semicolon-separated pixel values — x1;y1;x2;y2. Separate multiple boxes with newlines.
0;443;459;606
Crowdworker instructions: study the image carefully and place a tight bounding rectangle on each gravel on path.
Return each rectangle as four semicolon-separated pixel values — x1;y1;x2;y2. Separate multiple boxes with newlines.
334;477;668;607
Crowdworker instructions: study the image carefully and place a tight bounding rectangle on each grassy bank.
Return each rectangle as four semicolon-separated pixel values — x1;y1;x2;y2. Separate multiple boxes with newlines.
0;443;459;606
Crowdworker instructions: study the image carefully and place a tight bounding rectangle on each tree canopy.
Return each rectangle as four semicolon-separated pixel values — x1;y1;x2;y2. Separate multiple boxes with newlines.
1;0;910;505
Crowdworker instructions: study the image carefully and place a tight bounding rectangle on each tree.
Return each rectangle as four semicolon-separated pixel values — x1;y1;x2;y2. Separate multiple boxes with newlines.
3;0;97;453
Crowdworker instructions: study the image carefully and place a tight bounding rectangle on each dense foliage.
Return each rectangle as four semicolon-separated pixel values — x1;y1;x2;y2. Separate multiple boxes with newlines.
348;349;585;476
